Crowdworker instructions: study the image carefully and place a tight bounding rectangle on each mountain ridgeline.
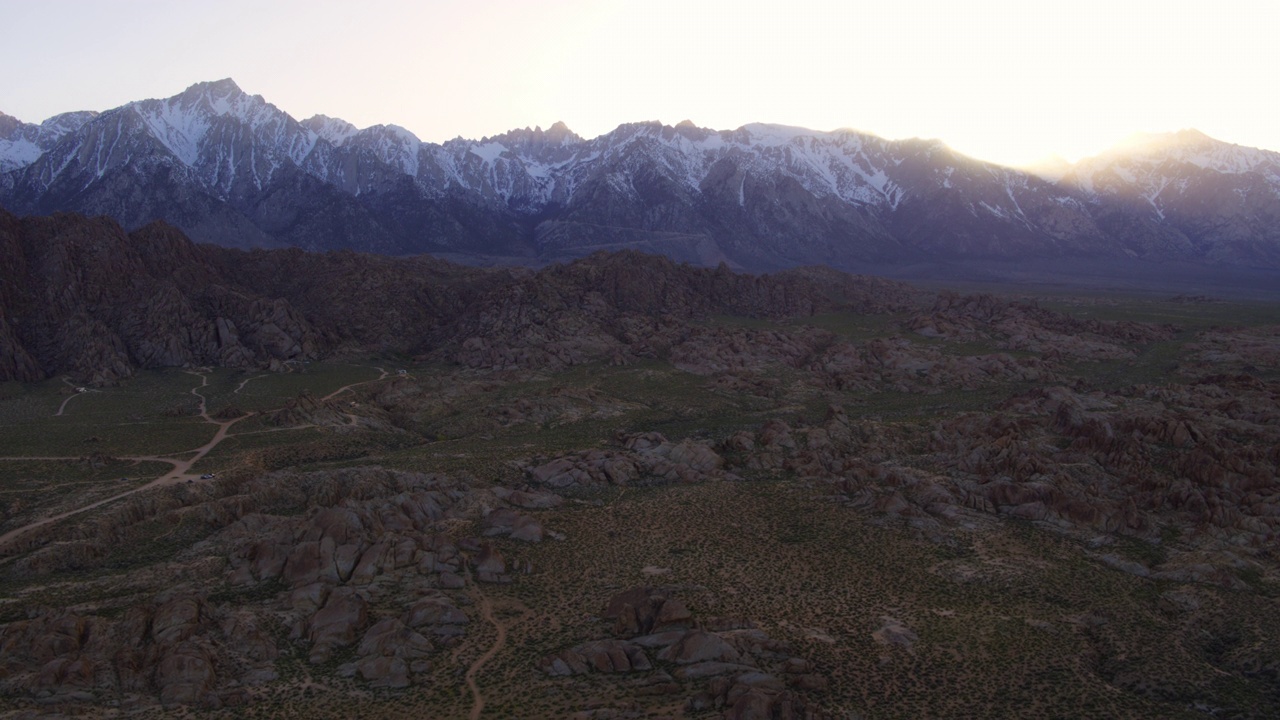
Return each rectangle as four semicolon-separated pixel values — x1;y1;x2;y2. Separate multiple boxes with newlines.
0;208;915;385
3;80;1280;275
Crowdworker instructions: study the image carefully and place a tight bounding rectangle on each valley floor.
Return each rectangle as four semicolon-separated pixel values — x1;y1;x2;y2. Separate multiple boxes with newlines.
1;291;1278;719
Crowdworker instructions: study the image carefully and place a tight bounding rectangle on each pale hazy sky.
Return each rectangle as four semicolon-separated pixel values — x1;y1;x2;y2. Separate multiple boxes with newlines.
1;0;1275;167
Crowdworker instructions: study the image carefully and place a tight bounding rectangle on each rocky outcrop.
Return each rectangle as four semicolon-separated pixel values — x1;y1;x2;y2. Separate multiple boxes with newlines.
735;375;1280;586
306;587;368;663
908;292;1177;361
482;508;544;543
541;586;837;718
0;212;321;384
525;432;734;489
0;209;919;383
447;253;916;372
0;593;273;709
539;640;653;676
337;617;434;688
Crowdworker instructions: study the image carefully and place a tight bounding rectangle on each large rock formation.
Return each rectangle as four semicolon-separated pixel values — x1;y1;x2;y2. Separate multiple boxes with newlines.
0;208;918;384
539;586;841;720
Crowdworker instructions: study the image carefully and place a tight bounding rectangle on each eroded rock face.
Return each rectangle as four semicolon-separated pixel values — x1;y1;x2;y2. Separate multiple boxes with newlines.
0;465;567;707
541;586;838;718
492;486;563;509
0;212;325;384
402;594;468;629
155;642;217;708
2;218;1276;719
526;433;735;489
908;292;1177;361
0;593;266;709
473;542;509;583
341;618;433;688
539;640;653;676
482;508;544;543
447;255;915;373
0;210;919;384
606;587;697;638
657;630;742;665
307;587;369;663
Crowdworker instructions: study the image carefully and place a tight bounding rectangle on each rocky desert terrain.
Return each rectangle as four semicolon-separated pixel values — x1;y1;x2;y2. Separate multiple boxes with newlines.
0;212;1278;718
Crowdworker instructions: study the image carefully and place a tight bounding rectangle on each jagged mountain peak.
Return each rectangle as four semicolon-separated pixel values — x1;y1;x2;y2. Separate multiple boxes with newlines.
1114;128;1212;152
0;109;101;172
1167;128;1213;144
159;78;272;119
181;77;245;98
1077;129;1222;169
611;120;666;136
40;110;99;132
356;123;420;144
0;110;98;141
4;81;1280;272
1066;128;1280;195
114;79;312;171
300;114;360;146
343;123;422;177
484;121;582;148
735;123;831;145
669;119;716;142
0;111;23;137
1085;129;1274;166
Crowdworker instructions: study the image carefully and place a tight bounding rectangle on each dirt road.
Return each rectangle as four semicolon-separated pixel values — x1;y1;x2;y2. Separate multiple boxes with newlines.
54;378;94;417
0;367;394;552
0;372;249;550
460;561;533;720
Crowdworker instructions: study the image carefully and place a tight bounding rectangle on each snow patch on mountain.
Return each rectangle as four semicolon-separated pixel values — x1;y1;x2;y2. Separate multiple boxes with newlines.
7;78;1280;271
134;100;210;166
301;115;360;147
1067;130;1280;196
0;137;41;173
0;81;1037;220
470;141;507;164
737;123;827;147
350;124;421;177
0;110;99;173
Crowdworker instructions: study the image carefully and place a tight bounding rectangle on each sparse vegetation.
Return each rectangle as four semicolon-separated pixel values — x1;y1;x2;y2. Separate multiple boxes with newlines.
0;289;1277;718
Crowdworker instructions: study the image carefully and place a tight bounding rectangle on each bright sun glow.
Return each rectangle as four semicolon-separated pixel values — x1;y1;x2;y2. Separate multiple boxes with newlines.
1;0;1276;167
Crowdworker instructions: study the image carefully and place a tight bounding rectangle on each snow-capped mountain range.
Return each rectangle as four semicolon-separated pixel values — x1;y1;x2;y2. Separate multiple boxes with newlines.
0;110;99;173
3;79;1279;271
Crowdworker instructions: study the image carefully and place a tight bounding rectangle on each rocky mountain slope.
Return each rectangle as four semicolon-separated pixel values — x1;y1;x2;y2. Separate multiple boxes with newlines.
4;80;1280;272
0;110;98;173
0;208;914;385
1058;130;1280;265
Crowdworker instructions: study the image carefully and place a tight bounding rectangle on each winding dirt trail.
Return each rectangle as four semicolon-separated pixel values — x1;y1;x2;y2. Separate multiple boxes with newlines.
322;366;390;428
465;586;500;720
322;366;388;401
0;367;397;552
54;378;95;417
0;456;183;550
0;372;251;551
459;560;533;720
232;374;267;394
